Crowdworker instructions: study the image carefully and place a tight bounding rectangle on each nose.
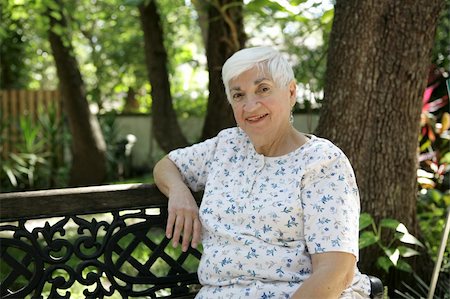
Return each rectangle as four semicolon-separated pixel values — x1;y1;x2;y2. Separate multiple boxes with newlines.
243;94;260;111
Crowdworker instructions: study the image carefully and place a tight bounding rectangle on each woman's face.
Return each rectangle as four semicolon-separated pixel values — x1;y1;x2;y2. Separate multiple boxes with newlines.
229;67;296;148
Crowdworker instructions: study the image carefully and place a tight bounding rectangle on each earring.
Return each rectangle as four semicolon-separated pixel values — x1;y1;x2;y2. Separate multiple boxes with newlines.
289;111;294;125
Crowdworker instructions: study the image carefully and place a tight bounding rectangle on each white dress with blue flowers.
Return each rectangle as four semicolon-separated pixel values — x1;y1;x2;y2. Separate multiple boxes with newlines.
168;127;371;299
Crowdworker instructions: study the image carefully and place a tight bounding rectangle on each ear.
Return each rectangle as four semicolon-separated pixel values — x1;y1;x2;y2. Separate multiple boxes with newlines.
288;80;297;107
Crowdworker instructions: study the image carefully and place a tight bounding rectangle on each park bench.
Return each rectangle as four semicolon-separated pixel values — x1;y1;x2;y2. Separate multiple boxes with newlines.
0;183;383;298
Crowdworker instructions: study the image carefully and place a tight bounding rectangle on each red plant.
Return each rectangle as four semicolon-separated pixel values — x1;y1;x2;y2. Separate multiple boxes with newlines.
418;65;449;191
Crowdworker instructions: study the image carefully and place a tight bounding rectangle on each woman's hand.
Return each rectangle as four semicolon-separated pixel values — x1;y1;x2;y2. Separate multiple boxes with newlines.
166;185;201;252
153;156;202;252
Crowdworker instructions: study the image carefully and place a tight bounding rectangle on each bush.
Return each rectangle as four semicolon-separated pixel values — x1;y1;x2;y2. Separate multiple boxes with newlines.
0;106;69;192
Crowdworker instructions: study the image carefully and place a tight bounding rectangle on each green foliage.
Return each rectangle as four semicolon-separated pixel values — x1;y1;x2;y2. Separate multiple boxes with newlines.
416;67;450;282
394;271;450;299
158;0;208;117
73;0;148;110
2;0;448;117
0;107;69;192
1;0;57;90
98;112;121;181
417;187;450;279
0;6;30;89
173;92;207;118
359;213;423;273
432;0;450;71
245;0;333;111
1;115;49;190
1;0;336;115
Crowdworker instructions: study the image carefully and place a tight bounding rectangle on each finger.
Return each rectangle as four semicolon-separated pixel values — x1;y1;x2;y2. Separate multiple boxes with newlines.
166;211;176;239
182;217;193;252
191;218;201;249
172;214;184;248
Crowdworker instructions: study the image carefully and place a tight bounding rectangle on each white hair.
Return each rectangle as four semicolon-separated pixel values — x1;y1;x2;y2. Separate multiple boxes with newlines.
222;46;295;102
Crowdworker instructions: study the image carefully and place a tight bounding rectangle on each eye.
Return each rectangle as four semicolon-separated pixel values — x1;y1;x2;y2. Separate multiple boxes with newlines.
258;85;271;94
232;93;244;101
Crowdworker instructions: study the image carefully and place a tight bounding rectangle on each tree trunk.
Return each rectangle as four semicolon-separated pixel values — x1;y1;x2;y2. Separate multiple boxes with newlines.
47;2;107;186
201;0;246;140
315;0;444;292
192;0;209;47
138;1;189;153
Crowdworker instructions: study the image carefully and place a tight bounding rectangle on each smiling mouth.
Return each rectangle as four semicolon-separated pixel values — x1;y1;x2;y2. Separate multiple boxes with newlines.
246;113;269;122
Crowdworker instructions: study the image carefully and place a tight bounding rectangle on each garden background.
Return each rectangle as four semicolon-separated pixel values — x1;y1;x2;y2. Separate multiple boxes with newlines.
1;0;449;297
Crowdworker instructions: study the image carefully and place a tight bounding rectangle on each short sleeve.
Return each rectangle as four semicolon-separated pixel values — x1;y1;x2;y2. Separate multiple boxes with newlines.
300;142;360;259
168;136;218;192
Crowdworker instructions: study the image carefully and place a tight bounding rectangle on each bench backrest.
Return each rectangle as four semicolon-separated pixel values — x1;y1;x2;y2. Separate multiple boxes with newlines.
0;184;201;298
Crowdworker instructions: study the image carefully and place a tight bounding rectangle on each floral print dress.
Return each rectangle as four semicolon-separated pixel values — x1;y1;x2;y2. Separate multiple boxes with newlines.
168;127;371;299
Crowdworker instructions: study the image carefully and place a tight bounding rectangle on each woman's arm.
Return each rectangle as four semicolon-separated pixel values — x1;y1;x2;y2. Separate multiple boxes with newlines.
153;156;201;252
291;252;356;299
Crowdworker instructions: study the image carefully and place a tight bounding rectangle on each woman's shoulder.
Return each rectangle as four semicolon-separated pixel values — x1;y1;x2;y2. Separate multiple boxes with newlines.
217;126;243;137
302;135;348;162
216;127;249;144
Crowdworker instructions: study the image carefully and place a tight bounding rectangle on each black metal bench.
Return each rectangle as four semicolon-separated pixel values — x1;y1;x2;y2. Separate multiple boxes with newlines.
0;183;383;298
0;184;201;298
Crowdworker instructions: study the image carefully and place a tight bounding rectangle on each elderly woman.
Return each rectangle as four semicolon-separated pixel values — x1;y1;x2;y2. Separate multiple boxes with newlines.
154;46;371;298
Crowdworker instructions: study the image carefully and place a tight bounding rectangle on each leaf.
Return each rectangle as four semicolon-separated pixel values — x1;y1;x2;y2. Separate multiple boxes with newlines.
422;81;440;105
359;213;373;231
321;9;334;24
440;112;450;132
51;24;65;37
396;223;424;247
49;11;62;21
428;189;443;204
417;177;436;189
289;0;309;5
4;167;18;187
443;194;450;206
399;233;424;247
396;259;413;273
398;246;420;258
359;231;378;249
388;248;400;266
45;0;61;12
15;165;31;175
377;256;392;273
379;218;400;230
396;223;409;234
440;152;450;164
419;139;432;152
123;0;145;6
417;169;434;179
10;153;27;167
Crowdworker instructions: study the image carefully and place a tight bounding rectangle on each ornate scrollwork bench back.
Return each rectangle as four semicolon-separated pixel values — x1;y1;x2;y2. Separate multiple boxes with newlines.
0;184;202;298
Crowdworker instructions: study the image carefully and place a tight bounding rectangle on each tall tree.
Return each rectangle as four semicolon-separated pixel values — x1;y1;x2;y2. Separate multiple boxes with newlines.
138;0;189;152
314;0;444;290
47;1;107;186
201;0;246;140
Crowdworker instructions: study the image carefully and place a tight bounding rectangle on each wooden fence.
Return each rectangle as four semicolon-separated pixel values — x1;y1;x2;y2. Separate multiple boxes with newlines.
0;90;65;190
0;89;64;168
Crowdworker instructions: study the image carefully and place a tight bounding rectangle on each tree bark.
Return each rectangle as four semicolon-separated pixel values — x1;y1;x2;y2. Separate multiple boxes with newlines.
201;0;246;140
192;0;209;48
315;0;444;291
138;0;189;153
47;2;107;186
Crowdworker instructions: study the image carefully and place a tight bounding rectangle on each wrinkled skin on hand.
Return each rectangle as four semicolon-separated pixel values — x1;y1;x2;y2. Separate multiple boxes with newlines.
166;185;201;252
